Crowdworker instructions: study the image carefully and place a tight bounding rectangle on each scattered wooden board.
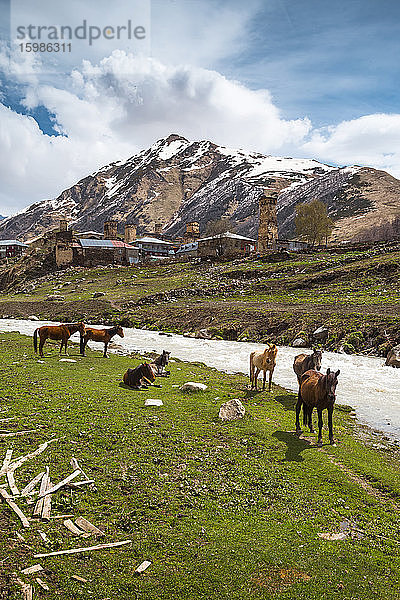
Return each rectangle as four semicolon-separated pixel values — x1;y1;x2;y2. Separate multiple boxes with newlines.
68;479;95;489
0;487;30;528
33;467;49;518
20;472;45;497
21;564;43;575
16;531;25;541
7;469;19;496
38;469;80;498
1;439;57;477
34;539;132;558
135;560;152;574
41;477;53;520
36;577;50;591
63;519;85;536
0;430;37;438
71;575;88;583
75;516;105;537
1;449;12;471
38;530;50;544
15;577;33;600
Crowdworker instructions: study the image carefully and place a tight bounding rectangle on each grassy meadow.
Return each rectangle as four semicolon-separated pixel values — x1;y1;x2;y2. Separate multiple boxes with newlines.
0;333;399;599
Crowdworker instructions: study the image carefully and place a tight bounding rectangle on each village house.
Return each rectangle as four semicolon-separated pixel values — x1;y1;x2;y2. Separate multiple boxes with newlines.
197;231;257;258
0;240;28;260
134;236;174;260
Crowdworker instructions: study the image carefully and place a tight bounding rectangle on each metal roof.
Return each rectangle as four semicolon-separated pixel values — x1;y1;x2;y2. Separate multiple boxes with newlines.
0;240;28;247
198;231;256;243
177;241;198;253
135;236;173;245
79;239;137;249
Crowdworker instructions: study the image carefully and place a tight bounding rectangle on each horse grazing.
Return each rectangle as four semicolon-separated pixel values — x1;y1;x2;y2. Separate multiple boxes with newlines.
123;363;156;389
33;323;86;358
249;344;278;391
293;348;322;384
296;368;340;446
80;325;124;358
151;350;171;376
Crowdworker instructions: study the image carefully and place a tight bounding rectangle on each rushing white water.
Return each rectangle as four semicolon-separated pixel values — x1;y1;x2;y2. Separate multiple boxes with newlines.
1;318;400;440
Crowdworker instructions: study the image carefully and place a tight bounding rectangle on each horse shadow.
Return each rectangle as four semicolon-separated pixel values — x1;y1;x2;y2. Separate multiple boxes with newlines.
274;393;297;412
272;430;314;462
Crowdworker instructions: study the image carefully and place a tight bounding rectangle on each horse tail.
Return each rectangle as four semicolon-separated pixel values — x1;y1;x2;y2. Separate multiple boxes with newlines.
33;328;38;353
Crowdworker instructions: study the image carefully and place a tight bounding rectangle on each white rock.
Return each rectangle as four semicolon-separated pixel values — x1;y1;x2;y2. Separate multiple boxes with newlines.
180;382;208;392
145;399;163;406
292;338;306;347
218;399;245;421
59;359;77;363
28;315;39;321
385;344;400;368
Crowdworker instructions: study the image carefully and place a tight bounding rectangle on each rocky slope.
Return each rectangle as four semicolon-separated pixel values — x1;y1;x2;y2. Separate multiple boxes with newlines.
1;134;399;242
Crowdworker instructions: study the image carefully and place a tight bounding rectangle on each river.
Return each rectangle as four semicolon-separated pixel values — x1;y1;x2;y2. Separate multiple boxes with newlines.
1;318;400;441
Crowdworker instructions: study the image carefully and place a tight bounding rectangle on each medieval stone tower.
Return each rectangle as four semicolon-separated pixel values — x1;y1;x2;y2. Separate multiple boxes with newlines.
183;222;200;243
104;219;118;239
124;224;137;244
258;190;278;253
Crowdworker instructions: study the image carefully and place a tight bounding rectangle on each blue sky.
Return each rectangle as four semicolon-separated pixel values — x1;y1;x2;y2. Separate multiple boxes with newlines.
1;0;400;214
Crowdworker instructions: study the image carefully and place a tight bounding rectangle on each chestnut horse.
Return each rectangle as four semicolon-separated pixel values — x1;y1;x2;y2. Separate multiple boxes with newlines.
123;363;156;389
293;348;322;385
249;344;278;392
296;368;340;446
80;325;124;358
33;323;86;357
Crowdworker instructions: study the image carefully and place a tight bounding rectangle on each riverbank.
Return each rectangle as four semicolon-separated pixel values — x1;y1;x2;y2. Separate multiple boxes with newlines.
1;332;400;599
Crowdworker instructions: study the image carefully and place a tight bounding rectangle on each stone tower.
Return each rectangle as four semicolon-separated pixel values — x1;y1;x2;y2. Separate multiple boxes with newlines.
183;221;200;243
124;224;137;244
59;218;68;232
104;219;118;240
154;223;163;238
258;190;278;253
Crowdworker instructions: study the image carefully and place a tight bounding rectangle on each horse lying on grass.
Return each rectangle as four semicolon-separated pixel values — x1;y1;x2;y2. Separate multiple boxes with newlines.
123;363;156;389
33;323;86;358
249;344;278;392
293;348;322;384
296;368;340;446
80;325;124;358
151;350;171;376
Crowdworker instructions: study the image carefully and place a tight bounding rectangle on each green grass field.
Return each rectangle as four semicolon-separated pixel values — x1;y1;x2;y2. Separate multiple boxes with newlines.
0;333;399;599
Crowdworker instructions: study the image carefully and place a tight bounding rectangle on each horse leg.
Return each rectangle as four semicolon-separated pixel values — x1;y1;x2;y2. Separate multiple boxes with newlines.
268;369;273;392
64;339;68;355
328;406;336;446
317;409;323;446
103;342;109;358
81;338;88;357
262;370;266;391
254;368;260;391
250;359;254;389
295;390;302;434
39;337;45;358
308;407;315;433
59;340;64;354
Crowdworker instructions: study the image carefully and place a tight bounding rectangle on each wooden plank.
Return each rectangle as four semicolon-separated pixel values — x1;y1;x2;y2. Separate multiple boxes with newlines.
135;560;152;574
41;477;52;520
71;575;88;583
15;578;33;600
34;539;132;558
38;470;80;498
0;430;37;438
7;470;19;496
1;439;57;477
38;530;50;544
21;564;43;575
33;467;48;518
36;578;50;591
68;479;95;489
20;472;45;497
16;531;25;541
63;519;85;536
75;517;105;537
1;449;12;471
71;457;96;490
0;487;30;528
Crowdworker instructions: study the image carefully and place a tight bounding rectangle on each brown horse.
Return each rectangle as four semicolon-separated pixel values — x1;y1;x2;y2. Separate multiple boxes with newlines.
296;368;340;446
293;348;322;384
33;323;86;357
80;325;124;358
123;363;156;389
249;344;278;391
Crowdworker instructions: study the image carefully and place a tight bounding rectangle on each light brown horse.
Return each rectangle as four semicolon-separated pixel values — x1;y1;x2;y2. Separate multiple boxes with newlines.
33;323;86;357
80;325;124;358
293;348;322;385
249;344;278;391
296;368;340;446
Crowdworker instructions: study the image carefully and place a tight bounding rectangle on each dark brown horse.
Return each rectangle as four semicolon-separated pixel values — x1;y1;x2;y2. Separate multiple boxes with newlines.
33;323;86;357
293;348;322;384
80;325;124;358
296;368;340;446
123;363;156;389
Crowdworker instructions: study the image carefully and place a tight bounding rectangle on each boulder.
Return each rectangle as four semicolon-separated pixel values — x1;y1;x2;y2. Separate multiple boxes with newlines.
313;326;329;343
144;399;163;406
28;315;39;321
292;338;306;347
180;382;208;392
196;329;211;339
219;399;245;421
46;295;65;301
93;291;106;298
385;344;400;368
